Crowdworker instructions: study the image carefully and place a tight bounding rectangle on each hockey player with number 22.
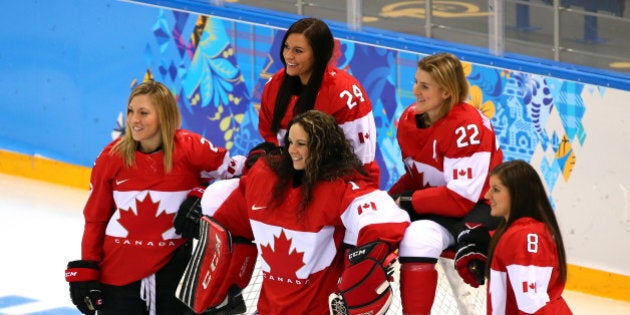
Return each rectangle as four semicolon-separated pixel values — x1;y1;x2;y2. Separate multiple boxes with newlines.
200;110;410;314
389;53;503;314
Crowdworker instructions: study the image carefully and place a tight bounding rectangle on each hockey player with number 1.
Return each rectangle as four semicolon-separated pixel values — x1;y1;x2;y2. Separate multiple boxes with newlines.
191;110;410;314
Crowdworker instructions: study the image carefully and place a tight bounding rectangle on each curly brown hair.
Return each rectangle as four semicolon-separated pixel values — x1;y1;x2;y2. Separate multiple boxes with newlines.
268;110;367;217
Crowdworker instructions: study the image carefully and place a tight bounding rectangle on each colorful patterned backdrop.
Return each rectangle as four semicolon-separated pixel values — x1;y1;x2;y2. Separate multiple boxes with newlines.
130;9;589;197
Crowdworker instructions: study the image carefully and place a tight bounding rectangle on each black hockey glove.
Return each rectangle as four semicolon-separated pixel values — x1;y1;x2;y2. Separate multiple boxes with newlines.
454;224;490;288
174;186;205;239
65;260;103;315
243;141;278;174
397;191;415;217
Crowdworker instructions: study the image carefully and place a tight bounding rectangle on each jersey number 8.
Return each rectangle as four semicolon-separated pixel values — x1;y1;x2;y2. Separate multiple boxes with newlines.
526;233;539;253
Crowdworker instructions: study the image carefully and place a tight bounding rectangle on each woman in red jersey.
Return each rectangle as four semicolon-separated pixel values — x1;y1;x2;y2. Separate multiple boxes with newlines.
258;17;380;186
485;160;573;314
64;81;244;315
390;52;503;314
213;110;410;314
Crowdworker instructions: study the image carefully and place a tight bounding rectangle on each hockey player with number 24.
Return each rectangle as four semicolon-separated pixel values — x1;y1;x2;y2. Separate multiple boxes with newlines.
183;110;410;315
258;17;380;187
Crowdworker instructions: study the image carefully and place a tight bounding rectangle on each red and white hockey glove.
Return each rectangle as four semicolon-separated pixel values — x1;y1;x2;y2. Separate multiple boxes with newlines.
454;224;490;288
329;241;397;315
65;260;103;315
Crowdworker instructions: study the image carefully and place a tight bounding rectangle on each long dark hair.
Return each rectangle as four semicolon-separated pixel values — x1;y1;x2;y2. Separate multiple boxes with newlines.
270;17;334;134
267;110;367;217
486;160;567;282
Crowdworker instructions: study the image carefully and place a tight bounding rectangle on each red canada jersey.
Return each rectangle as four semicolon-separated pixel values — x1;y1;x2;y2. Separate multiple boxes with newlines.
258;67;379;184
488;217;572;314
389;102;503;218
81;129;242;285
212;162;410;314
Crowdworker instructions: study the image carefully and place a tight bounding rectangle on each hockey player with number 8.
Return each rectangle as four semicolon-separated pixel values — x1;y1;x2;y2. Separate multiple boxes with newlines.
485;160;572;314
187;110;410;314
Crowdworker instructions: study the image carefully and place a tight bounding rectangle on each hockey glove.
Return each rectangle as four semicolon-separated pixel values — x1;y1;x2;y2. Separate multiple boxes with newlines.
454;224;490;287
397;191;416;217
330;241;397;315
65;260;103;315
174;186;205;239
243;142;277;174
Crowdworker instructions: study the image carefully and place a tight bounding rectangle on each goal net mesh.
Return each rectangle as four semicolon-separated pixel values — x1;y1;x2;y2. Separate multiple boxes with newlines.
240;256;486;314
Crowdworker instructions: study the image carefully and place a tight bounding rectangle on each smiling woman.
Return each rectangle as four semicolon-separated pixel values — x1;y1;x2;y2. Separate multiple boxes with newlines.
63;80;247;315
206;110;411;314
485;160;572;314
258;17;381;187
389;52;503;314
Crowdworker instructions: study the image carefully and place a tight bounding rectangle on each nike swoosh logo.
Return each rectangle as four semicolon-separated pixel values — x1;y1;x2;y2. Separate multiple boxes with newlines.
251;205;267;211
116;179;129;185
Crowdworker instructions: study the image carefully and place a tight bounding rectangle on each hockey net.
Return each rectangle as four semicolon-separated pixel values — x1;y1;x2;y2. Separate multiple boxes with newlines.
240;255;486;314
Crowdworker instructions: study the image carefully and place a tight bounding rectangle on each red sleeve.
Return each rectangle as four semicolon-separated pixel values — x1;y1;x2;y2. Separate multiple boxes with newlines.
258;72;283;145
316;68;373;123
388;172;415;196
498;223;557;268
340;183;410;248
410;186;474;217
178;130;243;179
81;144;118;261
212;175;254;240
409;104;498;217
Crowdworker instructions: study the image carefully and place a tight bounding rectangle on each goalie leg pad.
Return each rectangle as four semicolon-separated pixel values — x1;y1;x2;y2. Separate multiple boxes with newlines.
176;216;257;314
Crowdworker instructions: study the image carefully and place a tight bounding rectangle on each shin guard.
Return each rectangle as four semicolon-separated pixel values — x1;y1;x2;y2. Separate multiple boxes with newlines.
400;262;438;315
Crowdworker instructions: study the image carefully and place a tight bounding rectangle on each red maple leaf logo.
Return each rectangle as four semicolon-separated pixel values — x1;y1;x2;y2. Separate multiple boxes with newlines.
260;230;305;279
117;193;175;240
407;163;432;189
